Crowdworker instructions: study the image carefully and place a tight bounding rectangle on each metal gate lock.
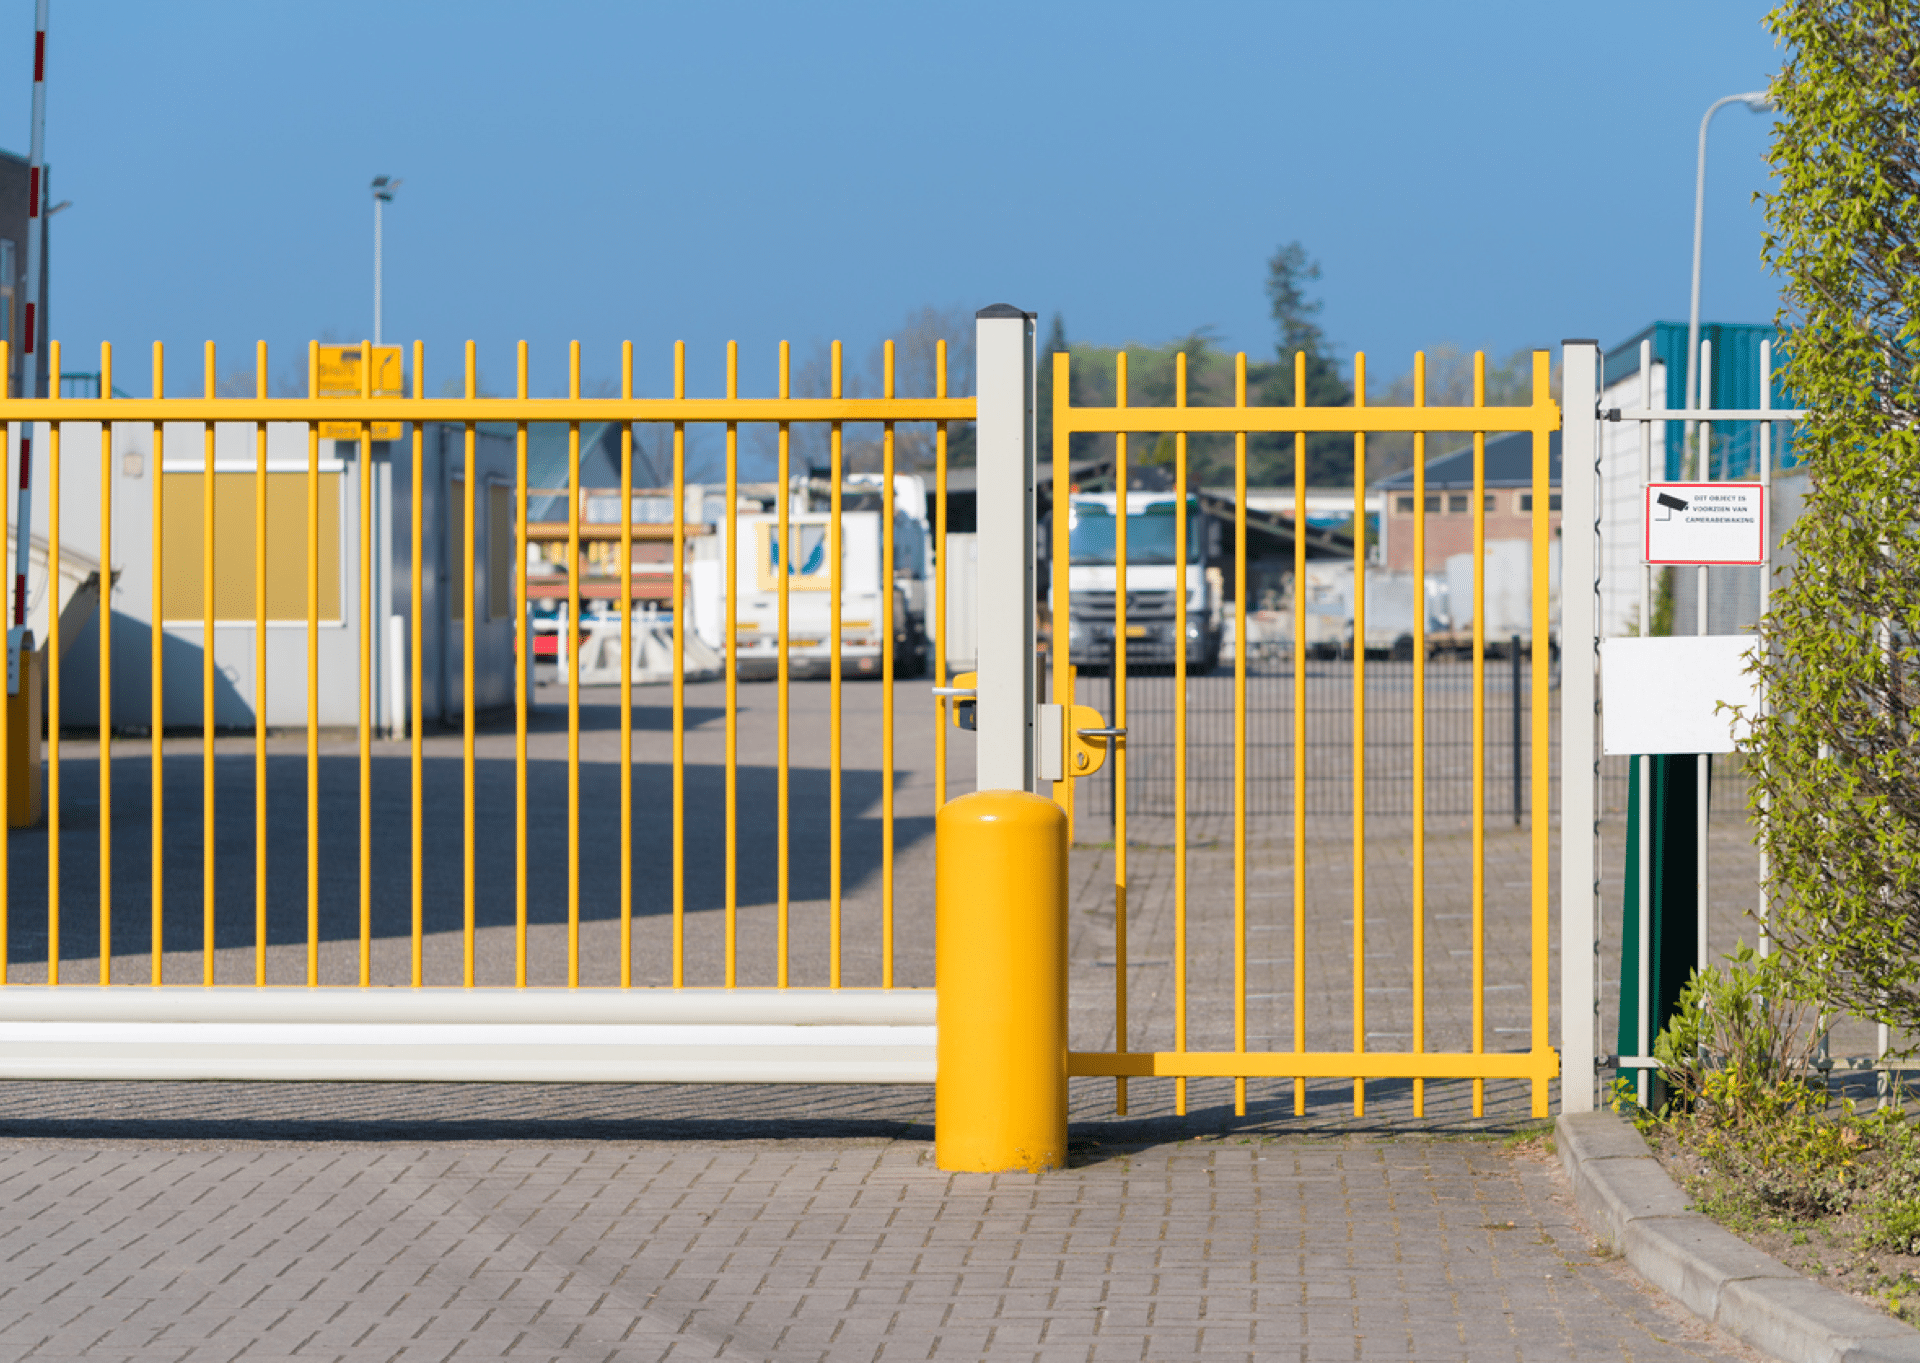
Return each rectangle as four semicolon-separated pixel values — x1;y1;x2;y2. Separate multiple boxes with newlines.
934;671;978;731
1068;704;1117;777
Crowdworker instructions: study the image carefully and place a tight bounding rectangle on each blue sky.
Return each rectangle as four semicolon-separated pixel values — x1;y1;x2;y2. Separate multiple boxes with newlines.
40;1;1783;398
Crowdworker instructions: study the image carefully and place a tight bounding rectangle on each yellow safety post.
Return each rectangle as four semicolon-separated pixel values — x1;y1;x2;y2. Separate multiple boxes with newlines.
934;789;1067;1173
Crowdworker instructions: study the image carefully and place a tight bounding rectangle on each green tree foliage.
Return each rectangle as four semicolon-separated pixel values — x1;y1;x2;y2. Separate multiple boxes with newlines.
1250;242;1353;484
1045;242;1359;489
1743;2;1920;1031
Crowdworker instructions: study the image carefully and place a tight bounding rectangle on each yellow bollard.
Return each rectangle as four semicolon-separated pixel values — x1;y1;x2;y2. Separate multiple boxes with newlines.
935;789;1067;1172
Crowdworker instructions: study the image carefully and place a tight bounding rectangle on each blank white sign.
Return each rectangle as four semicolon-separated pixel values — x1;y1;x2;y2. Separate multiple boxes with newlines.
1601;635;1759;755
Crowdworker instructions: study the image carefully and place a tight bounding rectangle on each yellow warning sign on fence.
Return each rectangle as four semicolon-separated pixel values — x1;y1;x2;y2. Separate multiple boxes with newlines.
316;344;403;441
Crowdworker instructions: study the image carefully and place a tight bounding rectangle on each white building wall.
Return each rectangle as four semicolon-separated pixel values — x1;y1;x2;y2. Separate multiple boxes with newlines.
23;419;516;732
1599;361;1667;637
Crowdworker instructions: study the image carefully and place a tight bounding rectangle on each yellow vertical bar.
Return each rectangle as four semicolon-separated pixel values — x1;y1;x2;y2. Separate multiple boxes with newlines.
1048;351;1068;831
46;342;61;984
1291;352;1308;1115
671;340;687;988
201;341;215;986
1049;353;1071;834
305;342;319;986
410;341;425;987
1234;352;1249;1118
303;337;318;990
1471;351;1487;1117
1411;351;1427;1118
99;343;114;984
776;341;790;988
723;342;739;987
880;340;895;989
152;345;169;986
1351;352;1367;1118
1173;351;1188;1117
514;343;529;986
1113;351;1128;1117
619;341;634;987
828;340;843;989
1528;349;1552;1119
357;340;373;988
462;344;477;987
567;341;582;987
254;341;268;986
936;343;952;814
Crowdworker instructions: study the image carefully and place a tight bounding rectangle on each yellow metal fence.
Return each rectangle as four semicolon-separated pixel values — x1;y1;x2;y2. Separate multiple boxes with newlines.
0;337;972;993
1051;348;1562;1119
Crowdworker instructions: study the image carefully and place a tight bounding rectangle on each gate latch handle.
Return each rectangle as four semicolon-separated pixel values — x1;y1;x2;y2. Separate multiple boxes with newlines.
1077;726;1126;738
931;686;977;697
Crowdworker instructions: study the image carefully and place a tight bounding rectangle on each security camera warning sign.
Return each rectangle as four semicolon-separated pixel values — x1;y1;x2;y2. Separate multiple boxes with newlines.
1644;482;1766;565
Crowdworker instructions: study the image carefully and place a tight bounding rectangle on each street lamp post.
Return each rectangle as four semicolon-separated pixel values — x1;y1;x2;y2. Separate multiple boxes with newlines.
371;175;401;347
1686;91;1774;477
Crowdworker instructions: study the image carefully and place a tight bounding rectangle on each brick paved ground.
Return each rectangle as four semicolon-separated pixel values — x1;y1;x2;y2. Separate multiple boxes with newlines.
0;672;1780;1357
0;1129;1759;1362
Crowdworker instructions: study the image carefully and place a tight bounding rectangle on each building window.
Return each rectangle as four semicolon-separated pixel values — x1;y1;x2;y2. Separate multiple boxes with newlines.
1485;494;1496;512
488;483;514;620
1423;495;1440;514
161;472;343;623
1518;493;1564;512
1396;495;1414;514
1447;494;1468;514
450;478;517;621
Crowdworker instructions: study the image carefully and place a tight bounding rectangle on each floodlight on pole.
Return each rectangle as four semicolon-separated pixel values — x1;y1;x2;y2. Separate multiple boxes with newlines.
1686;90;1774;476
371;175;400;347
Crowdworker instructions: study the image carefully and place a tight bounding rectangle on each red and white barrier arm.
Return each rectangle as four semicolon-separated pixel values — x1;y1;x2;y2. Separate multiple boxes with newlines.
8;0;47;692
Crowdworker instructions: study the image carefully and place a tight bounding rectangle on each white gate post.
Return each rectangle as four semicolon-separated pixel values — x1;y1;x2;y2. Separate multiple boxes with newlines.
973;305;1037;792
1559;340;1601;1112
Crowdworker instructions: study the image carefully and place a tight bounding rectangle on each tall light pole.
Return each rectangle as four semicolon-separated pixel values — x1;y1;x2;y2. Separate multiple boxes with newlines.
1686;91;1773;476
371;175;400;346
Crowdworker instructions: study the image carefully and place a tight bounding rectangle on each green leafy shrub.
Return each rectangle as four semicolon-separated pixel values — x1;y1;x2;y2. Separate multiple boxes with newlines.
1745;2;1920;1033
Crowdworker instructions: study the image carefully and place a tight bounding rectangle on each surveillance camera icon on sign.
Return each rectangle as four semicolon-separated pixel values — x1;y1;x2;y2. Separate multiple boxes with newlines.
1654;492;1689;521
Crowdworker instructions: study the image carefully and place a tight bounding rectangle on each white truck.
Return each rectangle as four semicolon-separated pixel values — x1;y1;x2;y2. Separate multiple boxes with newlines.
1058;491;1222;671
717;473;932;681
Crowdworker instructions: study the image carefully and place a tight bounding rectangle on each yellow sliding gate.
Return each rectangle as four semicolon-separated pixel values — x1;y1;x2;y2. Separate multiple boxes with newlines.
0;336;968;1085
1050;348;1563;1119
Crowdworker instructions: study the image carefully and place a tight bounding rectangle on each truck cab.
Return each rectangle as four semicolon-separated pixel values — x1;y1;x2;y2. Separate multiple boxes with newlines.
1060;493;1221;670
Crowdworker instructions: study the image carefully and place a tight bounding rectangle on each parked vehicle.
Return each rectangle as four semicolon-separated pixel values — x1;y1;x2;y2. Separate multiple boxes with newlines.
1058;493;1222;671
705;473;932;681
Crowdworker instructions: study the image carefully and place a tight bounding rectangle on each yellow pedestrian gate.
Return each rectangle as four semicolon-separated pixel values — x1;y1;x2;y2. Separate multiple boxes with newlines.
0;316;1590;1134
1046;346;1562;1120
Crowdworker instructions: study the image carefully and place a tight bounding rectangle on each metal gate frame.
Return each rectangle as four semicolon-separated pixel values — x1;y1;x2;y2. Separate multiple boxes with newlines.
1018;342;1571;1120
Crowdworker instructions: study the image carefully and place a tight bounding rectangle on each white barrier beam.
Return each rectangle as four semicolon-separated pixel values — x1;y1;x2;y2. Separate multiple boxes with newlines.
0;987;936;1084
